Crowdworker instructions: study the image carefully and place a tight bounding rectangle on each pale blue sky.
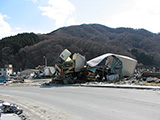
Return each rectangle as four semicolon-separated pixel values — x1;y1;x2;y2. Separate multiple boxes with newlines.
0;0;160;39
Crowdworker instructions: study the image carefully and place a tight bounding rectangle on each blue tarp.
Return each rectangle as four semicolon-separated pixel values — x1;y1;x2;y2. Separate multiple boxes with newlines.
0;78;8;82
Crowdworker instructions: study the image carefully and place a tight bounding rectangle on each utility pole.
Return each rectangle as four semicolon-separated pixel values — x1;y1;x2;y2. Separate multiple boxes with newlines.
43;56;47;66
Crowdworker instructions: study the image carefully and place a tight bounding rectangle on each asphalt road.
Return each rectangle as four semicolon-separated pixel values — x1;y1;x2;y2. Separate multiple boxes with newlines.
0;86;160;120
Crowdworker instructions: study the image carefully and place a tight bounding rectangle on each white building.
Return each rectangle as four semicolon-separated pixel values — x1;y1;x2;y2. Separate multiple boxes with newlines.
0;64;13;77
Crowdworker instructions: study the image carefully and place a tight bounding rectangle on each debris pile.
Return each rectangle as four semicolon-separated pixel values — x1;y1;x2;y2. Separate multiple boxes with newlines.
44;49;159;87
1;49;159;87
0;100;30;120
51;49;137;84
134;70;160;86
112;67;160;86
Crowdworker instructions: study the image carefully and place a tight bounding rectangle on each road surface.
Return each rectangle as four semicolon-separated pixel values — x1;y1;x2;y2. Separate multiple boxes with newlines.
0;86;160;120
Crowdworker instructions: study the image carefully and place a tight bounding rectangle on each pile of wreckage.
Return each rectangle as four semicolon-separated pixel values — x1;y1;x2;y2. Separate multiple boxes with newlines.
0;76;24;86
1;49;159;86
134;70;160;86
51;49;138;84
113;67;160;86
0;100;29;120
35;65;55;78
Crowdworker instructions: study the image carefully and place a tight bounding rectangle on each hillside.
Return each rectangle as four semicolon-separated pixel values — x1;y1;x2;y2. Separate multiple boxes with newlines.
0;33;41;70
1;24;160;71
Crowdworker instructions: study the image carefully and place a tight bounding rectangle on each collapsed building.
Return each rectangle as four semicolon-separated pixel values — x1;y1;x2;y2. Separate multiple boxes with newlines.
87;53;137;80
53;49;137;84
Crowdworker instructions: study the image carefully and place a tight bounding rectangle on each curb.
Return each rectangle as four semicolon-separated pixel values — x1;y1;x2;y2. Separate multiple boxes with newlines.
77;84;160;90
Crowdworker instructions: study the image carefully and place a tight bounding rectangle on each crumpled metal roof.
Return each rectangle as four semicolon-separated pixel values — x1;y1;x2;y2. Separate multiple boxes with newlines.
87;53;137;77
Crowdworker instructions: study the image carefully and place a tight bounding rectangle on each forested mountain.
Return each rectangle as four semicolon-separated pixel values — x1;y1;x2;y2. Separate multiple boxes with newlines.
0;33;41;70
1;24;160;71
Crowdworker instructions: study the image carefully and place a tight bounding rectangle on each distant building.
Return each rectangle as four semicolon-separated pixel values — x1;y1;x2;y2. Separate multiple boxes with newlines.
0;64;13;77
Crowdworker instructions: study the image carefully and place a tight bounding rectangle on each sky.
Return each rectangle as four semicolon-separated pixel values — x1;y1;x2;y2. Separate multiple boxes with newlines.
1;0;160;39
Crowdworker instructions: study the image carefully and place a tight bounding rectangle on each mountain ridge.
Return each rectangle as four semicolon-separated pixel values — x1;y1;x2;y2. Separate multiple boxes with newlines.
0;24;160;71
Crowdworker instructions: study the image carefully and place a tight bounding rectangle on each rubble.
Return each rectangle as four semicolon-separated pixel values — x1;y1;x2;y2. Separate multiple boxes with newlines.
52;49;137;84
35;65;55;78
1;49;160;87
49;49;160;87
0;100;30;120
141;71;160;78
